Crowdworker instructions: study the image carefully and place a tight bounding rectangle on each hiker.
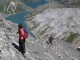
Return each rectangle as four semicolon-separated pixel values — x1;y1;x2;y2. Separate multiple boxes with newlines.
49;35;54;44
15;24;26;57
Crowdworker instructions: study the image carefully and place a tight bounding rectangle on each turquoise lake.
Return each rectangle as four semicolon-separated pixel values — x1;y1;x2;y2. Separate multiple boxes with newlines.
5;1;50;38
5;12;30;29
5;12;36;38
26;0;49;8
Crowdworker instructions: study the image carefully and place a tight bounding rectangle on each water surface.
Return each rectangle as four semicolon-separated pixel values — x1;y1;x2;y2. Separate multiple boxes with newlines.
5;12;36;38
5;1;50;38
5;12;30;29
26;0;49;8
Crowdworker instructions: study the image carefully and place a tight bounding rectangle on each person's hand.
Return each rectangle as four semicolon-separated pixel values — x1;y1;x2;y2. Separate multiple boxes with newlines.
14;34;17;36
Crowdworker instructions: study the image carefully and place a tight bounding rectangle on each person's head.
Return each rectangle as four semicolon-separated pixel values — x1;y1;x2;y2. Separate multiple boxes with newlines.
18;24;23;29
50;34;53;37
50;35;52;37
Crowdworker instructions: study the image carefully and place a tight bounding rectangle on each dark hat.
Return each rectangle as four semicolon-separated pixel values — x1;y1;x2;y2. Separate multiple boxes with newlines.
18;24;23;28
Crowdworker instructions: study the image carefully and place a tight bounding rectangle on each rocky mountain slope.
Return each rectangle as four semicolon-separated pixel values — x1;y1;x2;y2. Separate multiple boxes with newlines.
25;8;80;49
0;0;80;60
25;0;80;19
0;19;80;60
55;0;80;6
25;0;65;18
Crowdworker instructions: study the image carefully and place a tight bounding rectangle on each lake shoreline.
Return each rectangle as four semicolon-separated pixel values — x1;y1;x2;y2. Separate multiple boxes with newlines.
5;11;30;19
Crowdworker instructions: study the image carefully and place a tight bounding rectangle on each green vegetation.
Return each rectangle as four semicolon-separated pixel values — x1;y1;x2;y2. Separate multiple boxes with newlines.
0;5;4;12
38;58;43;60
5;8;13;14
26;17;34;21
0;0;29;14
15;4;23;13
65;33;79;43
26;14;33;19
44;34;49;37
61;37;66;41
26;13;37;19
75;1;80;6
0;2;10;13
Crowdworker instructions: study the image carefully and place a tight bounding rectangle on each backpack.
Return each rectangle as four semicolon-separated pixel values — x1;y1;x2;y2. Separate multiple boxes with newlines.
24;29;28;39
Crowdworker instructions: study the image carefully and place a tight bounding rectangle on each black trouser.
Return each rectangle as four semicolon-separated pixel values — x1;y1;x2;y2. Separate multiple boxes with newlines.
19;39;25;54
49;39;53;43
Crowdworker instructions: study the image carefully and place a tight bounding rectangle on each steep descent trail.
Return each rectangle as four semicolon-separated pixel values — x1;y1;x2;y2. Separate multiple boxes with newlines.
24;36;80;60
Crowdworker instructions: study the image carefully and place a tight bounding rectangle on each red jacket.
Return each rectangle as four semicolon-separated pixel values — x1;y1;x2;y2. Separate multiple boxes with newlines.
20;28;25;40
17;28;25;40
49;35;53;41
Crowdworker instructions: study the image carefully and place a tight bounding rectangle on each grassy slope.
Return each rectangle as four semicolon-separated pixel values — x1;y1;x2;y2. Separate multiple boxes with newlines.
65;33;79;43
0;0;33;14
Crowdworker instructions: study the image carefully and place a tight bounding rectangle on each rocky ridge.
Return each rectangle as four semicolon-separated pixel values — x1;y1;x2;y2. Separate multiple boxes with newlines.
0;19;80;60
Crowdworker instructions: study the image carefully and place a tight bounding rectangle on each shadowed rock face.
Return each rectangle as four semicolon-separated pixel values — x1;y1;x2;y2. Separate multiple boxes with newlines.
0;19;80;60
54;0;80;5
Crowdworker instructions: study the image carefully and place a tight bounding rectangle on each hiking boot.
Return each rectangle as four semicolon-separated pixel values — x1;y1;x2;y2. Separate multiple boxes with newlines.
23;53;26;58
